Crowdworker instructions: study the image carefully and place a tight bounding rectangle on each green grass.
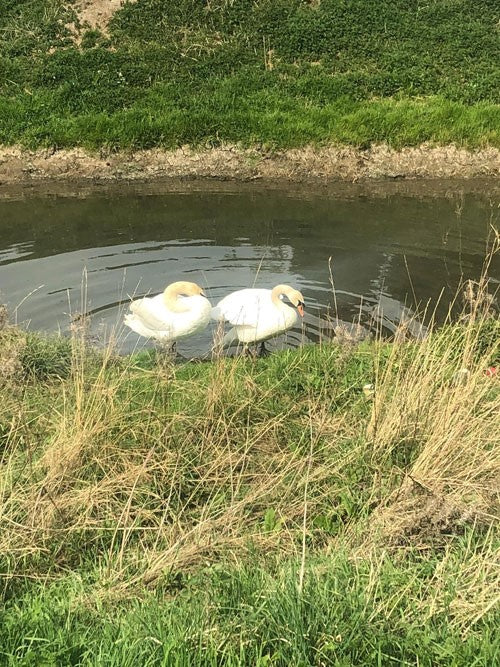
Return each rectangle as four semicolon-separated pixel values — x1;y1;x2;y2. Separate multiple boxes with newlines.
0;0;499;149
2;541;499;666
0;297;499;664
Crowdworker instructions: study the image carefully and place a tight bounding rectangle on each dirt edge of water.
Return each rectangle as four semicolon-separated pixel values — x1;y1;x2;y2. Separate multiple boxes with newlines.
0;144;499;185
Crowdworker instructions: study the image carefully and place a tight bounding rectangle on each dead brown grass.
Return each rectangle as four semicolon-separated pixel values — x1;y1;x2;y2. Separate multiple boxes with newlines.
365;245;500;547
0;325;25;382
0;338;366;589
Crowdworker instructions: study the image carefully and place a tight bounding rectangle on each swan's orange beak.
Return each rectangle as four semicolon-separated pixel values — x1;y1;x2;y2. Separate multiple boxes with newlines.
297;304;305;317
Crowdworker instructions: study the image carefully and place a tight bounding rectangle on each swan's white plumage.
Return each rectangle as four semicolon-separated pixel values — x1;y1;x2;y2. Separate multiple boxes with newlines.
125;292;211;342
211;289;281;327
212;287;301;345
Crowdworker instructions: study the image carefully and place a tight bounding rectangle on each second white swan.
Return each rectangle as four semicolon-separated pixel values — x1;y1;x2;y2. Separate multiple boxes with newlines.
211;283;305;354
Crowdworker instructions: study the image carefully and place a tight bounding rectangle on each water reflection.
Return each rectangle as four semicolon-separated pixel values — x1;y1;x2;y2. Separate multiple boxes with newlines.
0;182;497;355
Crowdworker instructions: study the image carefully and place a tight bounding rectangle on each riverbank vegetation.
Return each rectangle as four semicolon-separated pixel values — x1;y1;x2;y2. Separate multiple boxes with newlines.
0;1;499;151
0;273;498;664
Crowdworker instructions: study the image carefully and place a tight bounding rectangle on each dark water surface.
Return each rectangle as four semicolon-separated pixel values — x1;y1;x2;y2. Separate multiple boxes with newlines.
0;180;498;356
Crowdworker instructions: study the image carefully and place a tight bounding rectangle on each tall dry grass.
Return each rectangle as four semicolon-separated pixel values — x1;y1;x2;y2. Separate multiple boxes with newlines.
367;261;499;538
0;334;360;582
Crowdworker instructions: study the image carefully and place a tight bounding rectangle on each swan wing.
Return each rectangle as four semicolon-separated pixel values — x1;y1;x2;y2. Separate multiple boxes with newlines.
212;289;274;327
128;295;173;332
126;293;212;340
124;313;170;339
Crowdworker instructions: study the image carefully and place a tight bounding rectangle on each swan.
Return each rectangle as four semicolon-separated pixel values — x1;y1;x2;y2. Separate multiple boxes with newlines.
124;281;211;346
212;284;305;354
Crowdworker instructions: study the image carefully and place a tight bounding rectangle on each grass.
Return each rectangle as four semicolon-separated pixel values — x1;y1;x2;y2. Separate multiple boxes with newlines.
0;265;499;664
2;543;499;666
0;1;499;150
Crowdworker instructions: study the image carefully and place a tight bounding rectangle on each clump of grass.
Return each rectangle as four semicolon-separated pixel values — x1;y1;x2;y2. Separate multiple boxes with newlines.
19;332;73;380
0;304;8;330
0;327;24;383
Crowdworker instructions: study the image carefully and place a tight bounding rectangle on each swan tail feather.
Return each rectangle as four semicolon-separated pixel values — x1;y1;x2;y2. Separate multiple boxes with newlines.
211;305;224;322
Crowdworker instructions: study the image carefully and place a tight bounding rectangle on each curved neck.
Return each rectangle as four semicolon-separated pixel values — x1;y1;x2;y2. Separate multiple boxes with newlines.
164;283;193;313
271;284;294;310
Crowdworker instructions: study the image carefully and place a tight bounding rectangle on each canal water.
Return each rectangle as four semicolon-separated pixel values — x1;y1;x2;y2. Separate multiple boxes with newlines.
0;180;498;356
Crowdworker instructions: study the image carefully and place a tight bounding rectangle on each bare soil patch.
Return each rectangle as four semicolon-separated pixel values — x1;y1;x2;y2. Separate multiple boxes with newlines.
74;0;135;33
0;144;499;186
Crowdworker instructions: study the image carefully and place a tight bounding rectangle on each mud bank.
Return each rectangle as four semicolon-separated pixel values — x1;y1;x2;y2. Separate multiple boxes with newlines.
0;144;499;185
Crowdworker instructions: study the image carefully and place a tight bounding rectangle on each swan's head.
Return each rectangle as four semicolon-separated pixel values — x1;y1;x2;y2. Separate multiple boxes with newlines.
163;281;207;312
289;288;305;317
164;281;207;300
273;285;305;317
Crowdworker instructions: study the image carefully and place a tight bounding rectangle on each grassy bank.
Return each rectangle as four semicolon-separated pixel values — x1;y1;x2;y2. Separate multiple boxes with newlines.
0;1;499;150
0;282;499;664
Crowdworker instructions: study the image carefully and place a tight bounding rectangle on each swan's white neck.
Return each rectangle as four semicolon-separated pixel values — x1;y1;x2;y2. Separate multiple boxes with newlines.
271;284;296;311
164;283;198;313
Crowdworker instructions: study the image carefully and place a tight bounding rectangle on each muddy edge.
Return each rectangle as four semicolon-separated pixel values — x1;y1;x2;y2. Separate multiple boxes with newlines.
0;144;499;187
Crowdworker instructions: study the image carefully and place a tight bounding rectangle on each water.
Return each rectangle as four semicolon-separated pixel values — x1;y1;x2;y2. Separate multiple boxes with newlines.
0;180;498;356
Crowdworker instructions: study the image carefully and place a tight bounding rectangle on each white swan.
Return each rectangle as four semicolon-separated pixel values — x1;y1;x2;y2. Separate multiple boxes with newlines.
124;281;211;345
212;284;305;354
